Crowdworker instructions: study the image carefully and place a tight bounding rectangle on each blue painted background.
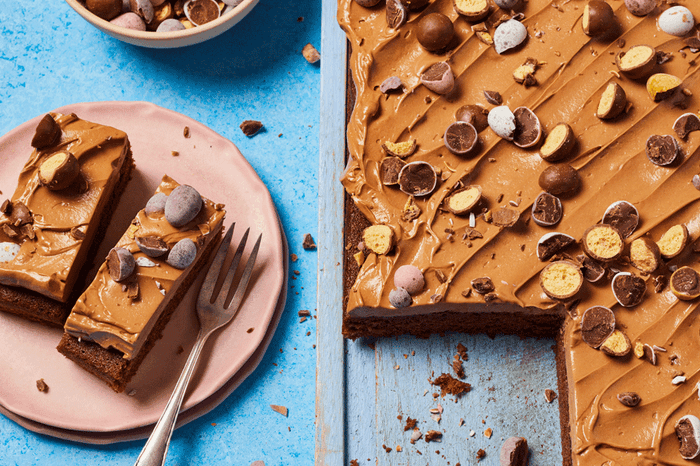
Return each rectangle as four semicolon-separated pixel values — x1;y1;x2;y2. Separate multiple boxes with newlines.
0;1;320;465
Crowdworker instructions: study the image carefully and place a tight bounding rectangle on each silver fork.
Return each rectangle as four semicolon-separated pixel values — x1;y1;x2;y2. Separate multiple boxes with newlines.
134;224;262;466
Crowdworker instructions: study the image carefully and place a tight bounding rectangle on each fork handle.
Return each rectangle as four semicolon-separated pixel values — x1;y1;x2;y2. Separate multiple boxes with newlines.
134;328;210;466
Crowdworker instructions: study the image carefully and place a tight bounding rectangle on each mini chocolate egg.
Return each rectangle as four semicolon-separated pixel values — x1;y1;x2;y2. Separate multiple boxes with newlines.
582;1;615;37
157;18;186;31
389;287;412;308
416;13;454;52
494;0;522;9
111;12;147;30
493;19;527;54
145;192;168;215
624;0;656;16
135;236;169;257
394;265;425;295
107;247;136;282
130;0;154;22
659;6;694;37
184;0;220;26
31;114;61;149
86;0;123;20
164;185;202;227
167;238;197;269
420;62;455;94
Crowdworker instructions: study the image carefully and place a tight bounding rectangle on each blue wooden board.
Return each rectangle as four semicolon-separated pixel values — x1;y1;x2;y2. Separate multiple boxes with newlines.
1;1;321;465
317;0;564;464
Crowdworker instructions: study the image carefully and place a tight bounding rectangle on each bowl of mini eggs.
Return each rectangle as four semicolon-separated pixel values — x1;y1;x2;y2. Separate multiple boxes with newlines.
65;0;259;48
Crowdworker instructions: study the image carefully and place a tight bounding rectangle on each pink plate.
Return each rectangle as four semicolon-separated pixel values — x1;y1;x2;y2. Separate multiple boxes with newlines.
0;101;287;440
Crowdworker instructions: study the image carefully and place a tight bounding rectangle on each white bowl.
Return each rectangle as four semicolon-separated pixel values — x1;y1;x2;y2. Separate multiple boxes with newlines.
64;0;259;48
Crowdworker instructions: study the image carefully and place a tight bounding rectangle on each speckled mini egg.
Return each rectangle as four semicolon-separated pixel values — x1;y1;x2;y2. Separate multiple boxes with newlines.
493;19;527;54
145;192;167;215
494;0;521;9
164;185;202;227
157;19;186;32
110;12;146;31
659;6;695;36
0;242;20;263
488;106;516;141
167;238;197;269
389;288;412;308
394;265;425;295
624;0;656;16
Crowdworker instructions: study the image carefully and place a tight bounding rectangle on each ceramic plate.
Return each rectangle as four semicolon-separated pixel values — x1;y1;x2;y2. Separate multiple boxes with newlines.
0;101;287;438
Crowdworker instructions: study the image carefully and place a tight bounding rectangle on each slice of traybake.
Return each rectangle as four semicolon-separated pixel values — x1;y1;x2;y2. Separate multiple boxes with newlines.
0;113;133;326
57;175;225;392
339;0;700;464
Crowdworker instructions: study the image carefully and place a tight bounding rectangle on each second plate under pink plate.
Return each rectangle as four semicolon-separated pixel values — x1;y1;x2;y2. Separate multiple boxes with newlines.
0;101;287;437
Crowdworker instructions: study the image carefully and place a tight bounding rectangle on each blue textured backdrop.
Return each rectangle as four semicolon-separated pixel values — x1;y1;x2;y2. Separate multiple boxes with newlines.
0;1;320;465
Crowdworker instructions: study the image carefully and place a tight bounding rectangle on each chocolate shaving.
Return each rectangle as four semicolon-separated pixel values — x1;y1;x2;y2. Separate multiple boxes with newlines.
386;0;407;29
483;90;503;105
70;226;86;240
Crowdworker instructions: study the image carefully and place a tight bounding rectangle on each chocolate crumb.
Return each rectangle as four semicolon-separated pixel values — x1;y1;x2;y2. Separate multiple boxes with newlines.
290;253;298;262
183;126;190;138
36;378;48;393
303;233;317;250
404;417;417;431
240;120;264;137
476;448;486;460
452;358;465;379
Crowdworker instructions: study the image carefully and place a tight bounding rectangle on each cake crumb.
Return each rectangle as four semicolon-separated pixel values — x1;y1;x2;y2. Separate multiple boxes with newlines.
476;448;486;460
302;43;321;64
303;233;317;250
36;378;48;393
290;253;298;262
485;427;493;438
171;150;179;157
424;430;442;442
430;373;472;397
270;405;288;416
183;126;190;138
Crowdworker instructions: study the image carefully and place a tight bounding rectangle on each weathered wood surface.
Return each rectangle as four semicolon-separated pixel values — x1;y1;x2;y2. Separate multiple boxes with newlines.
318;0;564;464
316;0;348;464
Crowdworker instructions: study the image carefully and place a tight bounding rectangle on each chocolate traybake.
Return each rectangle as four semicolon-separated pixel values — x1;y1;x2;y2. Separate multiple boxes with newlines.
339;0;700;464
57;175;225;392
0;112;133;327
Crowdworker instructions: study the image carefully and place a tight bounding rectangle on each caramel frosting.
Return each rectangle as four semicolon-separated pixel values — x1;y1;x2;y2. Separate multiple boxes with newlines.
339;0;700;463
0;113;130;302
63;175;225;360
